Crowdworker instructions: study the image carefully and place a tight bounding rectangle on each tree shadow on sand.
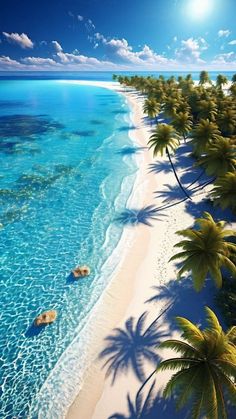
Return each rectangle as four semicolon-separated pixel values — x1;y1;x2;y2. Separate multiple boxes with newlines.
145;277;224;331
154;184;187;203
109;379;187;419
115;205;163;227
185;199;234;223
148;161;172;175
99;312;168;384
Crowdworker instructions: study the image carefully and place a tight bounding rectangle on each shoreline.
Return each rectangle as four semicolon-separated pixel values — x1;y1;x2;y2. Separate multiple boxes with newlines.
31;81;156;418
65;81;160;418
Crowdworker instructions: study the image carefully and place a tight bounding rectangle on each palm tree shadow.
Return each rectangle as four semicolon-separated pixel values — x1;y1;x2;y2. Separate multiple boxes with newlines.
148;161;172;175
185;199;234;223
116;146;147;156
154;183;187;203
145;277;224;331
99;312;168;384
115;205;164;227
109;380;187;419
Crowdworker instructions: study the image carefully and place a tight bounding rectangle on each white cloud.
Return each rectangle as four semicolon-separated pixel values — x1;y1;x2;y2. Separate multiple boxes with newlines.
40;40;47;46
21;57;58;66
218;29;231;38
173;36;177;42
2;32;34;49
0;55;23;68
175;37;208;64
52;40;63;52
95;35;172;67
229;40;236;45
213;51;236;64
78;15;83;21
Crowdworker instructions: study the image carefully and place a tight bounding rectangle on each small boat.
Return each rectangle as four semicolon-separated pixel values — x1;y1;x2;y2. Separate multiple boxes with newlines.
34;310;57;326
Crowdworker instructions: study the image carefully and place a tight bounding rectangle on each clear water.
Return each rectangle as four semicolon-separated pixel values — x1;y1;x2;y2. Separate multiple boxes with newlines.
0;80;138;418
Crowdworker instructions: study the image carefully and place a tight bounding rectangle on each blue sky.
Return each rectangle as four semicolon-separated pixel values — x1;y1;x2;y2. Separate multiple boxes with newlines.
0;0;235;71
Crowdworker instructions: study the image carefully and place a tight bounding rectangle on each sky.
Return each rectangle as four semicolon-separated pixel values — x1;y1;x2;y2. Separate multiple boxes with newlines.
0;0;236;71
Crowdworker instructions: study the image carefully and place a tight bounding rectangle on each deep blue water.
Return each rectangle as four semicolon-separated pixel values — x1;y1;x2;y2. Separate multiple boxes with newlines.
0;70;235;81
0;80;138;418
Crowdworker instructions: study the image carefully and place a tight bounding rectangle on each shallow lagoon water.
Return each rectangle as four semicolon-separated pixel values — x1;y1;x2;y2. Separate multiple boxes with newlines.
0;80;137;417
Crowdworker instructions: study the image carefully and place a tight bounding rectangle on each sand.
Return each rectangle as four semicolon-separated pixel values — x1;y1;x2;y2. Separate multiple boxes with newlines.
64;81;216;419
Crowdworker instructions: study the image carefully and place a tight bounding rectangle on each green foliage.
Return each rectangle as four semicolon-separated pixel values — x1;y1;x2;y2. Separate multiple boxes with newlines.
143;98;160;120
170;212;236;291
217;109;236;136
148;123;180;157
190;119;221;156
196;136;236;177
216;278;236;328
171;111;193;139
157;307;236;419
216;74;228;89
210;172;236;213
199;70;211;85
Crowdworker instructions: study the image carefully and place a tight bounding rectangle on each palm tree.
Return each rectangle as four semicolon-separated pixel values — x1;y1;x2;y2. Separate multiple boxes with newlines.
157;307;236;419
197;99;218;121
143;99;160;124
217;109;236;137
170;212;236;290
171;111;193;141
210;172;236;213
148;124;191;199
190;119;221;156
163;97;180;119
196;136;236;177
199;70;211;85
216;74;228;89
232;74;236;83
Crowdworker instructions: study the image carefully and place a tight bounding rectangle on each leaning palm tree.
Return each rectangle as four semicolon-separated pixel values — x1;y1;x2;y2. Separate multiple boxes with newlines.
170;212;236;290
143;99;160;124
171;111;193;141
196;136;236;177
190;119;221;156
148;124;191;199
157;307;236;419
210;172;236;213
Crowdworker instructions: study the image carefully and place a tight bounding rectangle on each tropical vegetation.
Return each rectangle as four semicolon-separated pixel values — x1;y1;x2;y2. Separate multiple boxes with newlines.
157;307;236;419
170;212;236;291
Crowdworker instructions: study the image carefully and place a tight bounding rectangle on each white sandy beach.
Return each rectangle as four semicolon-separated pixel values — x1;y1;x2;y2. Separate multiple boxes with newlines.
65;80;217;419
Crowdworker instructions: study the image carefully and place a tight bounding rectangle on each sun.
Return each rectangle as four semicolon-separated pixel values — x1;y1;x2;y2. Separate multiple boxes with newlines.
186;0;213;19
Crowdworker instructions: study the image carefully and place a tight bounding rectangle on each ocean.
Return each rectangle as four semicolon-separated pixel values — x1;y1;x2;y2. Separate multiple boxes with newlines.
0;79;138;417
0;70;235;82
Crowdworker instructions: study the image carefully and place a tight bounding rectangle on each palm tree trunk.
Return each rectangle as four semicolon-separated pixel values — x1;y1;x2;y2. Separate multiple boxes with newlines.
166;147;192;200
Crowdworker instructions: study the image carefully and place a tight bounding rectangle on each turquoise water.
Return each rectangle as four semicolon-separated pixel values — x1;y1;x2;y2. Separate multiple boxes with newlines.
0;70;235;81
0;80;137;417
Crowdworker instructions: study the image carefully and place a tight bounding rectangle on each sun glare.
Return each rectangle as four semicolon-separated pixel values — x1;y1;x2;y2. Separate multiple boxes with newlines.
187;0;213;19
